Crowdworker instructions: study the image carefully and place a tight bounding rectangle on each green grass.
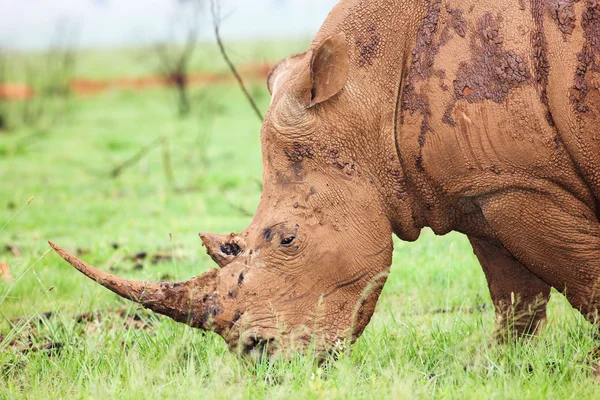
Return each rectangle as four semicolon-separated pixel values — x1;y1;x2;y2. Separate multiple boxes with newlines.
5;38;312;82
1;43;600;399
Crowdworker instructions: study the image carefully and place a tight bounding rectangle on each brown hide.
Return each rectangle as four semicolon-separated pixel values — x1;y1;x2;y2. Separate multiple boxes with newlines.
51;0;600;355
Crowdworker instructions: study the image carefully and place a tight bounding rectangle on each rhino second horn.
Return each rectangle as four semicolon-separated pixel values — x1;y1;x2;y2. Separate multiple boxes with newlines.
48;241;222;329
199;232;244;268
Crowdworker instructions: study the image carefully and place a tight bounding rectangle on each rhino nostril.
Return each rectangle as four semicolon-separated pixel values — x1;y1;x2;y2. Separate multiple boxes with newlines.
243;336;259;354
243;336;276;359
220;242;242;256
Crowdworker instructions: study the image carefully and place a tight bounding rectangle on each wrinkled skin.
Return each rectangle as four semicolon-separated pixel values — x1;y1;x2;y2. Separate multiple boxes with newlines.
51;0;600;356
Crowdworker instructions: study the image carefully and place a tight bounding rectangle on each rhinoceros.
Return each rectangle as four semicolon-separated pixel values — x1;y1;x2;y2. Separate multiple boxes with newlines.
50;0;600;357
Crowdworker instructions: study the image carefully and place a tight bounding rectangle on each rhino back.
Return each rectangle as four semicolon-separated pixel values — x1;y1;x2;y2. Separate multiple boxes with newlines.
396;0;598;218
543;1;600;208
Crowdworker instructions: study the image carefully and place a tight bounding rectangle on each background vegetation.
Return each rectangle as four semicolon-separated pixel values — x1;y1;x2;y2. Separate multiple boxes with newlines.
1;39;600;399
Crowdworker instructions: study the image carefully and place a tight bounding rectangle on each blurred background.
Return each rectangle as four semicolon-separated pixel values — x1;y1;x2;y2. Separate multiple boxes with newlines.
0;0;344;313
1;3;598;397
1;0;338;50
0;0;483;349
0;0;338;128
0;0;485;384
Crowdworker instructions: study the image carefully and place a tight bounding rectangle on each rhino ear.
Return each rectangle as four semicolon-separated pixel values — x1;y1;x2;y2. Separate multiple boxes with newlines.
309;32;349;106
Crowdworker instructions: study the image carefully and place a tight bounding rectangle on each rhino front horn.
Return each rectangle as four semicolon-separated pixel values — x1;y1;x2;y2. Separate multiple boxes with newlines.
48;241;223;330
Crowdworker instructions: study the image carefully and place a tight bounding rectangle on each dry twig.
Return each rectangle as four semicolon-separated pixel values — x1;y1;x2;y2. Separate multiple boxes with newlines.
210;0;263;121
110;136;164;178
153;1;202;116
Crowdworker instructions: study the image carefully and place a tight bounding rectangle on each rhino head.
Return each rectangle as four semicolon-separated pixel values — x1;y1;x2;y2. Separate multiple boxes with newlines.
51;32;418;357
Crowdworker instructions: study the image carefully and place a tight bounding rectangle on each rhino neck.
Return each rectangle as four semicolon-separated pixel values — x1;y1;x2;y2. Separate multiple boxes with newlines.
312;0;429;241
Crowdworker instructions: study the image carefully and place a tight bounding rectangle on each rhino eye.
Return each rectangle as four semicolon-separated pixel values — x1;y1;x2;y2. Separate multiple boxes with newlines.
280;236;295;247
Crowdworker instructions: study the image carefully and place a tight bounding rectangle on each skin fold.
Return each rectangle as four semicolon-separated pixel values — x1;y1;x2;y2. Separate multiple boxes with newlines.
51;0;600;357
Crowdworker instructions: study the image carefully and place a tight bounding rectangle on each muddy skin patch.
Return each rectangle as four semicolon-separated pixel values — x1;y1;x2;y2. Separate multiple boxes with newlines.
196;308;221;327
191;294;223;329
291;161;305;179
547;0;577;35
262;227;274;242
402;0;447;168
305;186;318;201
446;5;467;38
220;242;242;257
328;148;358;175
444;14;532;125
284;142;314;163
532;0;554;125
285;143;312;180
276;171;293;187
402;0;442;107
356;24;381;67
519;0;527;10
571;2;600;111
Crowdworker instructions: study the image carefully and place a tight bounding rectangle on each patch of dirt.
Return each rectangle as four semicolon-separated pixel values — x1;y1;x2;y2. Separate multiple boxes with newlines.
125;251;181;266
0;262;11;282
0;62;273;100
4;244;20;256
10;306;153;327
1;325;64;357
3;307;155;357
0;84;34;100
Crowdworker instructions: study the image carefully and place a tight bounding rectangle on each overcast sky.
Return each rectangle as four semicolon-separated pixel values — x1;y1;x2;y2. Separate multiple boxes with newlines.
0;0;339;50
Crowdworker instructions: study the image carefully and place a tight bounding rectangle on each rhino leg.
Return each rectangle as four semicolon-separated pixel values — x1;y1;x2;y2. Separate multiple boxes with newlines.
478;188;600;327
469;237;551;340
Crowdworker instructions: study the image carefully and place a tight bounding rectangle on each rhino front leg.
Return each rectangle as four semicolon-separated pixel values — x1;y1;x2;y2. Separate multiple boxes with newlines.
469;237;551;340
478;188;600;327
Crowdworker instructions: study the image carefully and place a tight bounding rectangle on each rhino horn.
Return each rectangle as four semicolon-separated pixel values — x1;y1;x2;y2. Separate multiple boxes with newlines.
48;241;223;330
199;232;245;268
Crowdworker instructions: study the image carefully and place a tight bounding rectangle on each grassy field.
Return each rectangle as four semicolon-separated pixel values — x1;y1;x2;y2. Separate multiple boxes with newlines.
3;38;311;81
1;42;600;399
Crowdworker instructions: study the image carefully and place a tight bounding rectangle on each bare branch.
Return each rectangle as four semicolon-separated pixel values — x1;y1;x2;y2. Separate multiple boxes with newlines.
110;136;164;178
161;137;177;188
180;10;200;67
210;0;263;122
154;42;175;76
0;47;8;131
152;0;203;116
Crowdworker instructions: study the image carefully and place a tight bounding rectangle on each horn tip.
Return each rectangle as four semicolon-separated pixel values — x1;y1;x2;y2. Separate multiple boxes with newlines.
48;240;70;261
199;232;209;245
